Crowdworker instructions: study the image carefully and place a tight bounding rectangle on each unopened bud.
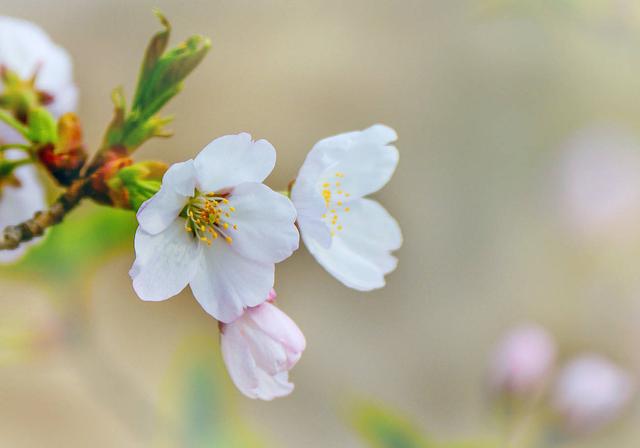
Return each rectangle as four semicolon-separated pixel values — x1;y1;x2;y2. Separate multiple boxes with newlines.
552;355;635;433
489;323;556;396
36;112;87;185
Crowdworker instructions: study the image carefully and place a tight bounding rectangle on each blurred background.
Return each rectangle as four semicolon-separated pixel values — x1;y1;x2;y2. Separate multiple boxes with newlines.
3;0;640;446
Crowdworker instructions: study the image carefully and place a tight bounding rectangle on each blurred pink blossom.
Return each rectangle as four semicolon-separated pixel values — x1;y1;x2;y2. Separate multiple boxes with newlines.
552;354;635;433
490;323;556;395
0;16;78;142
557;126;640;240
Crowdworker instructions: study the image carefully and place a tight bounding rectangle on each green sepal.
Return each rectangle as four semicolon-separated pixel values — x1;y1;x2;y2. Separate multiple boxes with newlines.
27;107;58;144
132;9;171;112
0;157;32;178
106;160;166;210
133;33;211;120
0;68;40;116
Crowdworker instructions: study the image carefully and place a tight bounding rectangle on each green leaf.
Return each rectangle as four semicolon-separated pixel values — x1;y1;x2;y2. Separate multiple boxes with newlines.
8;204;137;284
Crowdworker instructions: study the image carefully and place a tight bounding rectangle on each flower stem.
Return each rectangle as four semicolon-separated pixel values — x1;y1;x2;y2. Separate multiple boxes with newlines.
0;143;31;153
0;109;30;140
0;177;90;250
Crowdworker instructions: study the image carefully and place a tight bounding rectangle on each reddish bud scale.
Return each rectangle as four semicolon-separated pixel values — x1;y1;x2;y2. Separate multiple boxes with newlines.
38;143;87;186
37;112;87;186
89;153;133;206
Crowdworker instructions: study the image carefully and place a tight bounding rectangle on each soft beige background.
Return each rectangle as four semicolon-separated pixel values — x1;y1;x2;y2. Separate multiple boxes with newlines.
3;1;640;446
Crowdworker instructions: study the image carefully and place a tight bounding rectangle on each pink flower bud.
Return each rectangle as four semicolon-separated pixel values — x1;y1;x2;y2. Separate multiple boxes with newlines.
220;300;305;400
552;355;635;433
490;324;556;395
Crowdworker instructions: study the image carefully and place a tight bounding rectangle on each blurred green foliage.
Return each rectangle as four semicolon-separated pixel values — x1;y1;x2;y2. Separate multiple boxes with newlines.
351;400;432;448
350;400;497;448
156;335;265;448
9;204;136;283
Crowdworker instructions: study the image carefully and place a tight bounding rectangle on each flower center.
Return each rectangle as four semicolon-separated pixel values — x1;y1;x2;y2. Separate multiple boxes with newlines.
320;171;351;237
183;191;238;246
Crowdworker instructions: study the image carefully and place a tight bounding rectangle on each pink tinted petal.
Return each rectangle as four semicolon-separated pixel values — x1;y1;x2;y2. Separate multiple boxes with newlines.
253;370;294;400
221;324;260;397
248;302;306;356
219;302;305;400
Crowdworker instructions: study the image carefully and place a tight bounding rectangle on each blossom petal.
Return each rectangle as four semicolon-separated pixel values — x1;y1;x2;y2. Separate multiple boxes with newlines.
243;323;289;375
304;198;402;290
220;325;294;400
317;126;398;199
248;302;306;366
253;370;294;400
136;160;195;235
194;133;276;192
226;182;299;263
130;220;202;301
0;154;47;263
291;124;398;247
189;240;274;323
291;179;332;249
221;324;261;397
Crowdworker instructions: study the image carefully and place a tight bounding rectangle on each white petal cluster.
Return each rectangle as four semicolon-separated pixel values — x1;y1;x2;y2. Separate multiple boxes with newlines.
291;124;402;290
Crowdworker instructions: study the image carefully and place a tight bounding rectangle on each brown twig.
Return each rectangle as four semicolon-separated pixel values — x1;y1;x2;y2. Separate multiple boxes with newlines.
0;177;90;250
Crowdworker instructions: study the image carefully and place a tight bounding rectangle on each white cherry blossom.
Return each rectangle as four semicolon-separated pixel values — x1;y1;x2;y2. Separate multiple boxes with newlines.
0;150;46;264
220;296;305;400
130;133;299;323
291;124;401;290
0;16;78;142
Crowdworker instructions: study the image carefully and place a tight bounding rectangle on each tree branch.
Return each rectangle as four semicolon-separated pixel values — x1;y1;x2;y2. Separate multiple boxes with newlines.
0;177;90;250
